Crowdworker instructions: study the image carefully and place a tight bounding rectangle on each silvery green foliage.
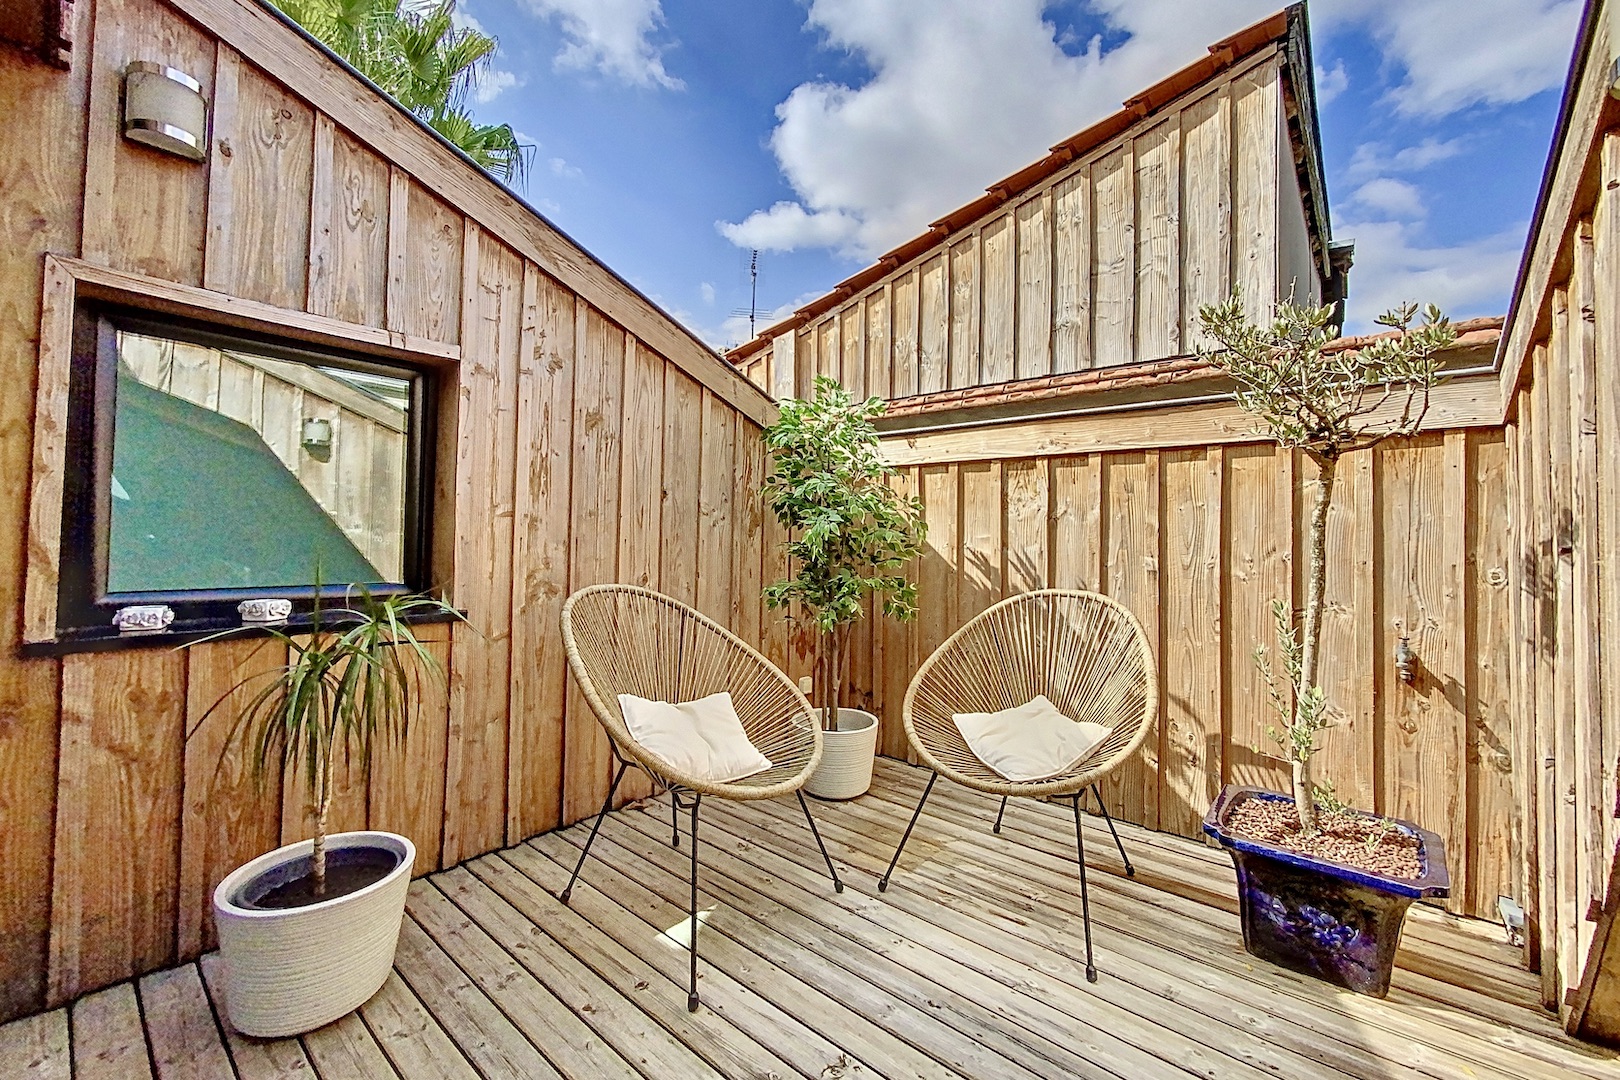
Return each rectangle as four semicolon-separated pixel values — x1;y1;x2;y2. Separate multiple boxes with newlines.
763;377;925;638
1197;296;1453;459
1198;295;1456;831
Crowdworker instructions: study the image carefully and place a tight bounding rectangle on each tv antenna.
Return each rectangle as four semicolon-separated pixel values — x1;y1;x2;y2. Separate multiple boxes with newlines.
729;249;762;339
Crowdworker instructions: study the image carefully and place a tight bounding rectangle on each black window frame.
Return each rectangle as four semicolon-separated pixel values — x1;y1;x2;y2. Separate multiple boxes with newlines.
52;303;438;644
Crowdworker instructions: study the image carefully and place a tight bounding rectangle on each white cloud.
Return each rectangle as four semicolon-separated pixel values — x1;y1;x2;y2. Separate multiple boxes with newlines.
718;0;1281;260
1337;219;1523;332
719;201;863;254
474;68;519;104
1347;137;1468;181
1316;60;1349;104
1314;0;1580;117
523;0;682;90
549;156;583;180
1351;177;1427;220
700;282;716;305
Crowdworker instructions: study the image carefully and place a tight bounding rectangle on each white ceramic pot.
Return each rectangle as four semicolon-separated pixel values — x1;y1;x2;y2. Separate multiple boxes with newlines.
213;831;414;1038
805;708;879;800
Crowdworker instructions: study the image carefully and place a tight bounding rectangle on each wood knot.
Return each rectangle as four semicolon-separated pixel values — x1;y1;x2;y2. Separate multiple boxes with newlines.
217;139;233;158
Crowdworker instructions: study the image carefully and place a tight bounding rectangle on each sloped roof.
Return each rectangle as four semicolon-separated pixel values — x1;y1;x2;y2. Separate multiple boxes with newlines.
726;4;1329;366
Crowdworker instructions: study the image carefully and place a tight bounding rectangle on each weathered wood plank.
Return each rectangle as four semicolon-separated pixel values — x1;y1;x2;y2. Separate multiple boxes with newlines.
980;213;1016;385
1092;145;1135;367
948;234;980;389
1101;451;1161;828
313;125;391;327
865;286;892;400
1052;167;1093;373
696;392;736;626
1134;119;1180;362
892;268;921;398
443;230;521;864
0;1009;69;1079
369;625;451;875
1050;454;1104;592
562;305;625;825
178;638;287;957
1233;58;1280;322
1181;86;1232;352
1161;448;1222;835
918;255;948;394
507;272;577;841
1016;193;1052;379
958;461;1003;624
616;337;664;805
71;983;153;1080
140;964;237;1080
1003;458;1049;594
49;651;187;1005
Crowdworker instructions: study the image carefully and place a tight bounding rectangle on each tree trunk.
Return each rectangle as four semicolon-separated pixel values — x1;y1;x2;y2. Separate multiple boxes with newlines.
312;752;333;897
1294;453;1336;833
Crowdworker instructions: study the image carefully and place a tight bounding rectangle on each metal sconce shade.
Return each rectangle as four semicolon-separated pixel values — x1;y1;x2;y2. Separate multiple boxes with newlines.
301;417;333;461
123;61;207;161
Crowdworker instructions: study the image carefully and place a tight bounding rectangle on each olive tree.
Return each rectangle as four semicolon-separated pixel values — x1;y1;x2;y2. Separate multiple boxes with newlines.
1197;297;1456;832
763;377;926;725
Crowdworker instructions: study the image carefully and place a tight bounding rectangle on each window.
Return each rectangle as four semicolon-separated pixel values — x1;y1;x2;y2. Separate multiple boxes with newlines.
55;306;434;639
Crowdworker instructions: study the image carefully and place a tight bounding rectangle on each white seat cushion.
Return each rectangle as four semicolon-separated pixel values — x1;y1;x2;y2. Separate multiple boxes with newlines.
617;691;774;783
953;695;1112;783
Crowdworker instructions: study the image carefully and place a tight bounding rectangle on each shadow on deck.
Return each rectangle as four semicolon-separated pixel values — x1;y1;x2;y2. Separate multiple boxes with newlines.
4;758;1616;1079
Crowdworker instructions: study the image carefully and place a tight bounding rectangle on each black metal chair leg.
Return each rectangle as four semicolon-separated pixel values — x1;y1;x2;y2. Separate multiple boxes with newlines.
993;795;1009;834
560;763;628;903
671;791;681;848
685;792;702;1012
795;791;844;893
1091;784;1135;877
878;772;937;892
1072;795;1098;982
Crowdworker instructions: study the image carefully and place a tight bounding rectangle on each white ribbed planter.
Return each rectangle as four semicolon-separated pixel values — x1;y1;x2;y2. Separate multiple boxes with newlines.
805;708;879;800
213;831;414;1038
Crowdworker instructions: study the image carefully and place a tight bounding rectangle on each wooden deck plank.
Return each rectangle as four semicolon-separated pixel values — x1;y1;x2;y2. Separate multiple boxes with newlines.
506;838;891;1080
27;753;1620;1080
563;820;1065;1080
0;1008;70;1078
405;880;644;1080
681;799;1349;1080
298;1012;400;1080
392;916;562;1080
851;763;1618;1080
70;982;153;1079
431;866;720;1080
197;953;315;1079
138;964;237;1080
358;972;482;1080
463;853;796;1080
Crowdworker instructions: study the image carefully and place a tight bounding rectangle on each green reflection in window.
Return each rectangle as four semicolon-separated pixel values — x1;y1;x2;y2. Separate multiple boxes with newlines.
107;332;411;594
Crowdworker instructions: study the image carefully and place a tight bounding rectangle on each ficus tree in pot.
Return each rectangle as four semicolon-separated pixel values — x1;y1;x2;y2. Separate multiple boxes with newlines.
763;376;926;727
1194;295;1458;996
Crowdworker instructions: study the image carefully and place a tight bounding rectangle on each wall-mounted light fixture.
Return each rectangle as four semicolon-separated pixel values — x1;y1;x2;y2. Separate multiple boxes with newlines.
301;417;333;461
123;61;207;161
1394;636;1417;684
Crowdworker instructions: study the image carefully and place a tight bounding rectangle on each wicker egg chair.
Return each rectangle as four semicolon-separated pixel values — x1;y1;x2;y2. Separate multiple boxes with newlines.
877;589;1158;982
558;584;843;1011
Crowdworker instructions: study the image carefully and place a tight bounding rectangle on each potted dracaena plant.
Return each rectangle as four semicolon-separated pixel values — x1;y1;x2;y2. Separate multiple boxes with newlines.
194;586;460;1037
1196;296;1457;996
764;376;925;799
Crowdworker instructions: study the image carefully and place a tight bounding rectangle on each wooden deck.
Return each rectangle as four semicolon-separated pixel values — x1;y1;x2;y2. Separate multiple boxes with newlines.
4;757;1616;1080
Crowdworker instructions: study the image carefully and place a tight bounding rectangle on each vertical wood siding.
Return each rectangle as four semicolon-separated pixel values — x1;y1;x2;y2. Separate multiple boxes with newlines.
0;0;774;1019
738;53;1310;399
855;436;1520;923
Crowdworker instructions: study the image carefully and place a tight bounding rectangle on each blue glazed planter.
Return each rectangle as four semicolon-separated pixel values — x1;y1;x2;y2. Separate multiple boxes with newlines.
1203;785;1450;997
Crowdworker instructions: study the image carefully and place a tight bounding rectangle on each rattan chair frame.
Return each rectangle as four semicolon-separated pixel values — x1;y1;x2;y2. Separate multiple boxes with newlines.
556;584;844;1011
878;588;1159;982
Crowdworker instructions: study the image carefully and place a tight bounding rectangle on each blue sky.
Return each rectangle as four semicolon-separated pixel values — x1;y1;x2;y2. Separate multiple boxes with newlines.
454;0;1583;345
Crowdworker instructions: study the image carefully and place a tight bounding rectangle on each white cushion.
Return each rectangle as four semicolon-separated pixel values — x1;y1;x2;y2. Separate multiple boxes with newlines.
617;691;773;783
953;695;1112;783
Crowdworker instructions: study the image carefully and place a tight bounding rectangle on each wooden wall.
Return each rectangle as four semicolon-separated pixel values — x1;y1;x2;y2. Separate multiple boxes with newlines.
0;0;775;1022
738;51;1323;400
845;434;1518;923
1493;1;1620;1024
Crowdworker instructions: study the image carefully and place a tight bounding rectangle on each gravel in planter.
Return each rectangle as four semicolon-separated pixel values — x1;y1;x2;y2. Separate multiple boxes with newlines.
1227;796;1422;879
